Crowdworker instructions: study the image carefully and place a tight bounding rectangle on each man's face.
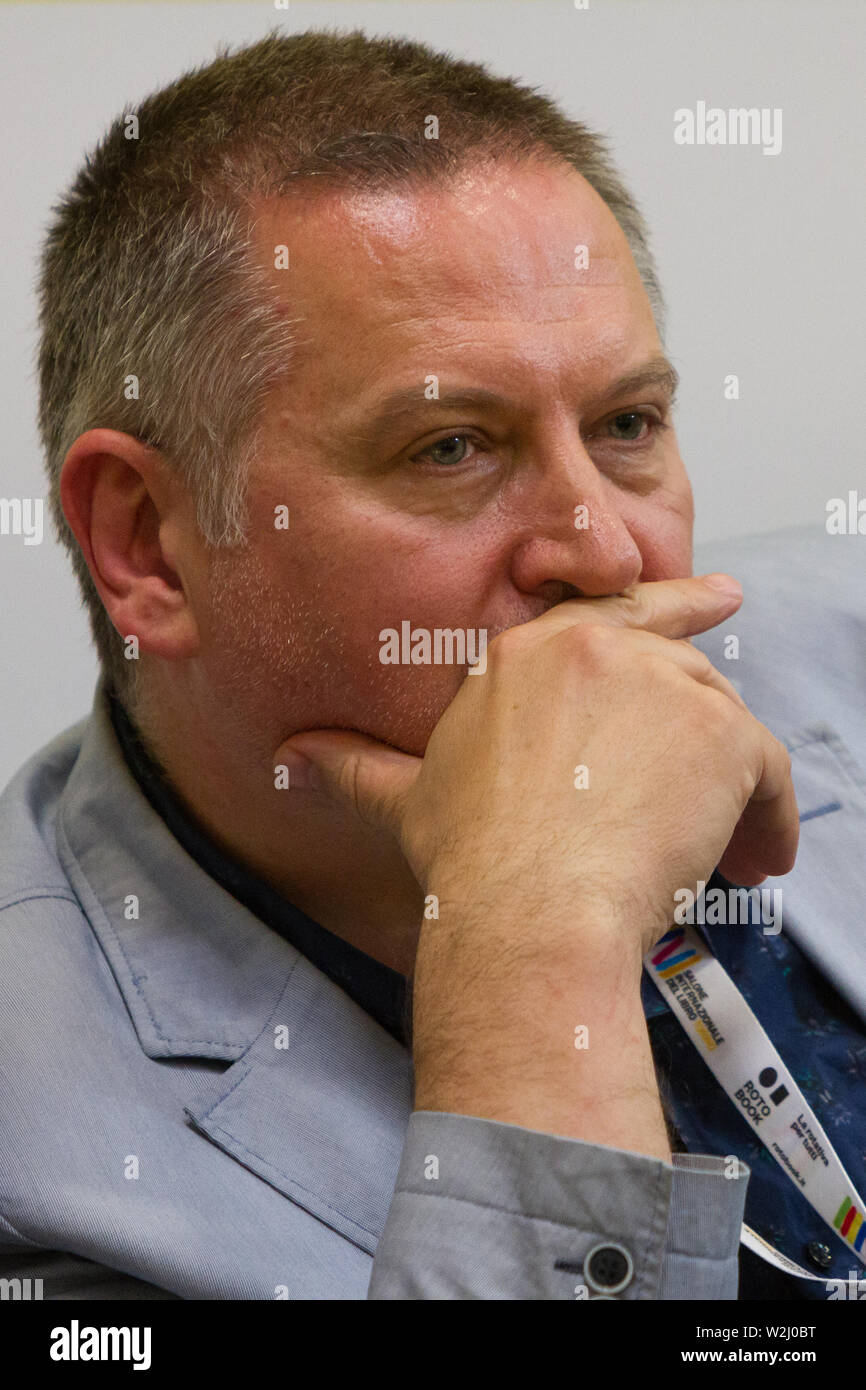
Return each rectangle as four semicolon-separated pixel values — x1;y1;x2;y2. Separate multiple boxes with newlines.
199;157;693;759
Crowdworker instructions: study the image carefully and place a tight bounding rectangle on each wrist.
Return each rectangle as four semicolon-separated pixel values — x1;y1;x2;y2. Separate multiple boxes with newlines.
411;930;666;1155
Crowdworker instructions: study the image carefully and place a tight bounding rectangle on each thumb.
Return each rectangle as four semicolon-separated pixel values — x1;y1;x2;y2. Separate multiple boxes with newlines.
275;729;421;838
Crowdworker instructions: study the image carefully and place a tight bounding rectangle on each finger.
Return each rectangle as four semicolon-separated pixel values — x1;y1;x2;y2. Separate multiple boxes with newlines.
717;727;799;885
617;634;796;884
534;575;743;643
275;729;421;839
611;628;749;710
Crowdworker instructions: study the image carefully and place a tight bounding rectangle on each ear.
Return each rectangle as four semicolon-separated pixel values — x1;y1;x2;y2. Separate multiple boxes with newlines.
59;429;200;662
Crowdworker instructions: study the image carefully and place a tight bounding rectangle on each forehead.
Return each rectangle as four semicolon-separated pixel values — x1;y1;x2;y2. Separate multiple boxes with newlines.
251;159;653;355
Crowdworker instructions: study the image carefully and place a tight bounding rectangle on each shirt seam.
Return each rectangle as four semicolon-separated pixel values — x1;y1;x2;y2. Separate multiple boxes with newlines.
0;888;80;916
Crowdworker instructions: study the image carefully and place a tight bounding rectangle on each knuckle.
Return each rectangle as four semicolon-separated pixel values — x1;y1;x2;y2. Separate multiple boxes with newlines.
688;645;714;679
661;583;697;631
613;585;645;623
559;620;617;662
695;686;739;739
486;623;522;666
700;684;741;725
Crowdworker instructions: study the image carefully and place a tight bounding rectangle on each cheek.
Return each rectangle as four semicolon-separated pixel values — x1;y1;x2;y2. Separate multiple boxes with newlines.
216;520;495;754
302;540;493;752
268;504;494;634
623;489;694;582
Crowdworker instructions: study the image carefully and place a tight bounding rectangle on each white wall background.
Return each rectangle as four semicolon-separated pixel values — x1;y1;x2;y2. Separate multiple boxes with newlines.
1;0;863;787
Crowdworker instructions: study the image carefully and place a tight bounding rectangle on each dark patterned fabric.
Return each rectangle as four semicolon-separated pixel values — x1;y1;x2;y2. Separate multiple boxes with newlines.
642;872;866;1299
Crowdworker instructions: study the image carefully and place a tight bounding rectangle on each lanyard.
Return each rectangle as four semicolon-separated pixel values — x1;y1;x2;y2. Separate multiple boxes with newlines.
644;922;866;1278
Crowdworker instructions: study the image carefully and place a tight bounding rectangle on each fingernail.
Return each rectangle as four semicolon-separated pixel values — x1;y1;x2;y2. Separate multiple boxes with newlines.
699;573;742;599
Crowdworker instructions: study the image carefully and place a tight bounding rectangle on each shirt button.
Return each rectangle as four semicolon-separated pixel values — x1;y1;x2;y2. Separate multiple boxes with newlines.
806;1241;833;1271
583;1242;634;1295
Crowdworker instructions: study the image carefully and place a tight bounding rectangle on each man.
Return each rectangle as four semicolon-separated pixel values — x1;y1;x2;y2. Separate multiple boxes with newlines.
0;28;860;1300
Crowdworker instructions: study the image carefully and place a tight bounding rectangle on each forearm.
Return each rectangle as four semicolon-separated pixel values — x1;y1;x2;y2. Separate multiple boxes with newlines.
412;914;671;1162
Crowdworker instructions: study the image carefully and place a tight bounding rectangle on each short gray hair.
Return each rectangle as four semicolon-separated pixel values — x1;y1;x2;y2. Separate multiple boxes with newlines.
36;26;666;703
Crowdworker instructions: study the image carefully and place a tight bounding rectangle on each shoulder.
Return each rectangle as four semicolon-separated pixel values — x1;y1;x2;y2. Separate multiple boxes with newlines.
0;714;87;910
0;714;110;1132
693;523;864;626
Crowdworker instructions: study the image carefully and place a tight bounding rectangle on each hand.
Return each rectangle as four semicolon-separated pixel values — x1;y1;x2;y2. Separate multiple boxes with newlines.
275;575;798;1153
278;575;797;956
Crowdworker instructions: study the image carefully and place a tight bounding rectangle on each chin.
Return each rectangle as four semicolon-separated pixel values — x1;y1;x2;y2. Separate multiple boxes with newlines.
333;676;465;760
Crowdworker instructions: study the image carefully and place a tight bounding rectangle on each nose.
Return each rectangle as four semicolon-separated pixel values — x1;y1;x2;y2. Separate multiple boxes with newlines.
508;437;644;599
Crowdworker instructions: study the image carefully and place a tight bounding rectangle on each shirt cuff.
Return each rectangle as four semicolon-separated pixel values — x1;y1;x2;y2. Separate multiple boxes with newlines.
368;1111;750;1299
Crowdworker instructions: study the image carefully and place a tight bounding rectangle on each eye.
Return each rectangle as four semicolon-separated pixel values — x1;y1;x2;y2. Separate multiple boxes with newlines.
411;433;479;467
602;409;666;444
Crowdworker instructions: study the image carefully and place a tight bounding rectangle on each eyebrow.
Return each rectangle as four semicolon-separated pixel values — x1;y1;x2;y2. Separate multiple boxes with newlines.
345;355;680;444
